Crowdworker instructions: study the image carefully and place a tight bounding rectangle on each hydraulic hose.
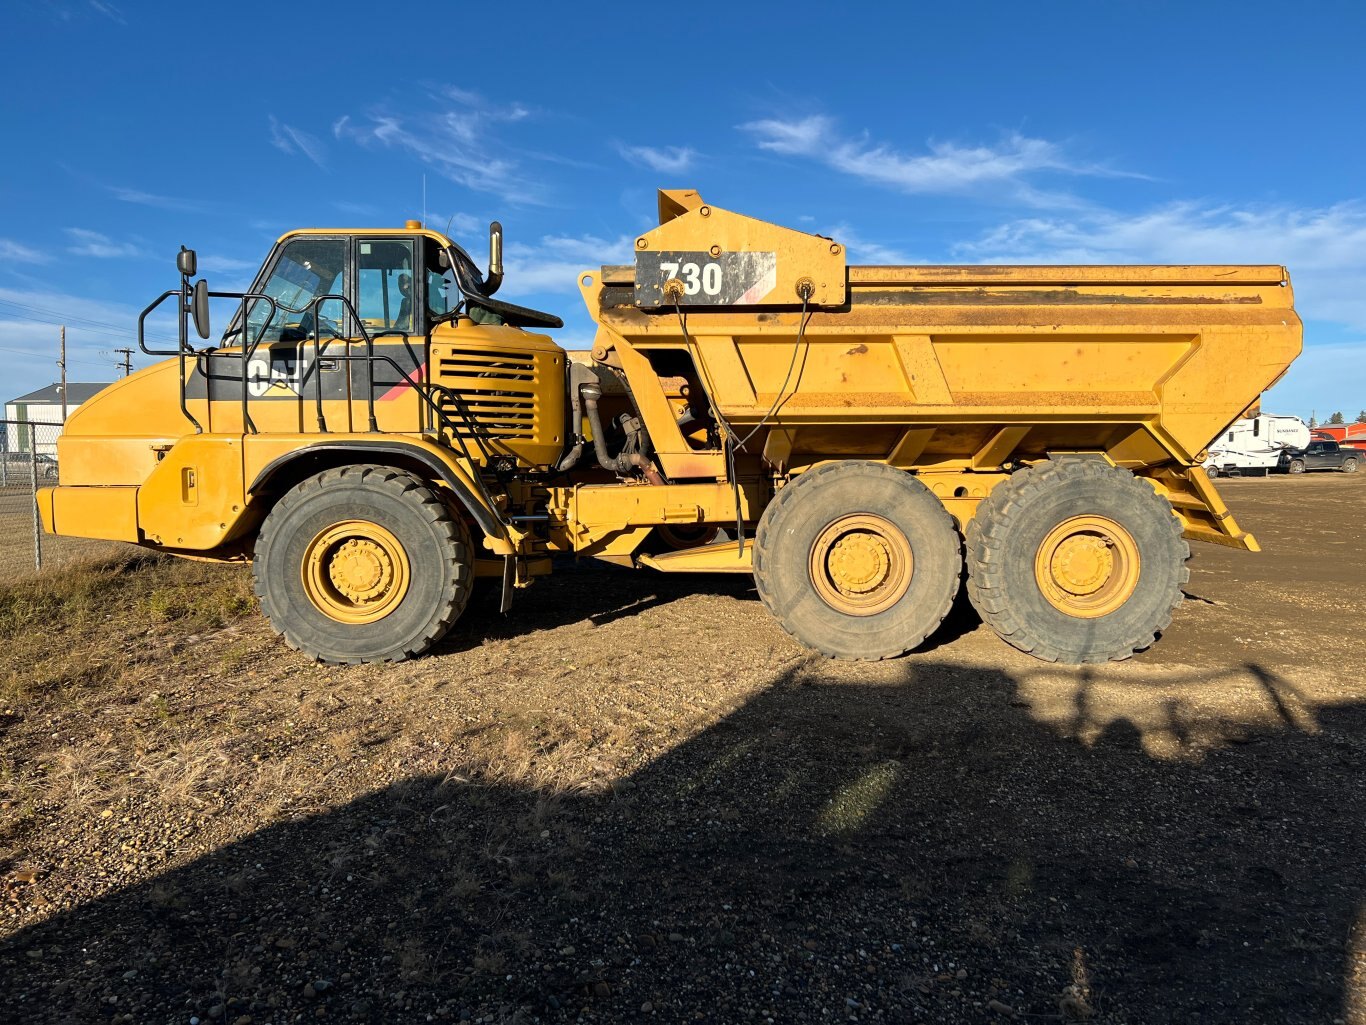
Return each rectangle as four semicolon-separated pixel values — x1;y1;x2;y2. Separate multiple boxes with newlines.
580;383;664;485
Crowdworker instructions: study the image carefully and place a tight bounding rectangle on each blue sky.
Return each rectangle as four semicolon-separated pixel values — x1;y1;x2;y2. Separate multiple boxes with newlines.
2;0;1364;420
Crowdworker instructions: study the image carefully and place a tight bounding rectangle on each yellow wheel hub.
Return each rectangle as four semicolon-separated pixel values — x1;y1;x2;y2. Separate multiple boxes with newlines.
302;520;411;624
1034;515;1140;619
809;514;913;616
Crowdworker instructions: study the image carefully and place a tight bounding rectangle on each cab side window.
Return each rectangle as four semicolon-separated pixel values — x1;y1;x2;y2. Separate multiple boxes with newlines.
426;246;456;327
244;238;347;344
358;240;417;333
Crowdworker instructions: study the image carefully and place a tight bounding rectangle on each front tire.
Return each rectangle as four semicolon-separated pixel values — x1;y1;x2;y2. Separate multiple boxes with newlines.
1287;459;1306;474
753;461;962;660
965;457;1189;664
254;464;473;664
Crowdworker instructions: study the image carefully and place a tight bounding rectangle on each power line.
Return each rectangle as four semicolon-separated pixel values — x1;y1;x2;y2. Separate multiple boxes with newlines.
0;343;113;369
0;297;179;346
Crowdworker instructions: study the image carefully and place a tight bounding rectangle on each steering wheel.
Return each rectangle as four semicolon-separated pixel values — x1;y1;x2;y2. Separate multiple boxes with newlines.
299;309;343;339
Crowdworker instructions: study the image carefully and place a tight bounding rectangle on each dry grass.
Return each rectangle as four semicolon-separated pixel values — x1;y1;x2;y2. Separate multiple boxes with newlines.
0;554;258;855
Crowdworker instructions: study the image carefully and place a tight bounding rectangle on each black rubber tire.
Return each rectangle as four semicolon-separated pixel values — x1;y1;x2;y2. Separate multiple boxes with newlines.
965;456;1189;664
752;461;962;660
254;464;472;664
1287;459;1305;474
1342;458;1358;474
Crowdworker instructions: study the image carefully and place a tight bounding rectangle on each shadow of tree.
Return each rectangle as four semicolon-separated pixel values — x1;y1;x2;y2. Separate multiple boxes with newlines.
1;659;1361;1024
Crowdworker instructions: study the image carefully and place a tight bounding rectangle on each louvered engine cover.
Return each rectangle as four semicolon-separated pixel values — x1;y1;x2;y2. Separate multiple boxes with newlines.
430;332;567;469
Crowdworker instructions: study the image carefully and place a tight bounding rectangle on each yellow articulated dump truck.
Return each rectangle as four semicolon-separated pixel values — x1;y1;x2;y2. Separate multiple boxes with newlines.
39;191;1301;665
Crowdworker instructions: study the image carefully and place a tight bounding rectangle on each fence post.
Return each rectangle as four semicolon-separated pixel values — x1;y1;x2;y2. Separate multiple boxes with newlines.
29;422;41;572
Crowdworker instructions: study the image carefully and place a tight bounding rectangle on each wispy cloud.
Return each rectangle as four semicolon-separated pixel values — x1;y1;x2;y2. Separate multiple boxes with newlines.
740;116;1136;207
615;143;697;175
955;200;1366;330
270;115;328;170
334;87;544;205
87;0;124;23
0;239;50;264
197;254;258;275
823;224;920;265
105;185;206;213
65;228;142;259
501;233;634;297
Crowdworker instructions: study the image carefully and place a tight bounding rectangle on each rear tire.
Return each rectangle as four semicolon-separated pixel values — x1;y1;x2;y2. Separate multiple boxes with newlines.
965;456;1189;664
254;464;473;664
1205;465;1219;478
1342;458;1358;473
753;461;962;660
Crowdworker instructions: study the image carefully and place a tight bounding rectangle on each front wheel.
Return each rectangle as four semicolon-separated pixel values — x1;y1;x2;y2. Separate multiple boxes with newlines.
753;461;962;660
1287;459;1306;474
965;457;1189;664
254;464;473;664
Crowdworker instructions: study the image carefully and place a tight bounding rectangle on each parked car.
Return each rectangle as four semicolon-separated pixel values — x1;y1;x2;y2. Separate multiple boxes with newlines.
1278;439;1360;474
0;452;59;480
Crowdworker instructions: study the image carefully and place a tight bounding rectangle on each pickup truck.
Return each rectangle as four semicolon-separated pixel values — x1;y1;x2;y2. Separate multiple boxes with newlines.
1278;439;1361;474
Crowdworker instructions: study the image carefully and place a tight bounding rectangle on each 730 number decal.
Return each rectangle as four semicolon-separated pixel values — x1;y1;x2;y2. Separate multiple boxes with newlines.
659;260;723;296
634;250;778;307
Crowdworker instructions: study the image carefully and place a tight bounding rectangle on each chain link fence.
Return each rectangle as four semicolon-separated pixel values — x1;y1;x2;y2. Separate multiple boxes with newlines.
0;419;135;579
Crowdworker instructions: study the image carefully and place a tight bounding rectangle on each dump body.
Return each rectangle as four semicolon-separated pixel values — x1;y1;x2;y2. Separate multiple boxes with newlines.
583;192;1300;476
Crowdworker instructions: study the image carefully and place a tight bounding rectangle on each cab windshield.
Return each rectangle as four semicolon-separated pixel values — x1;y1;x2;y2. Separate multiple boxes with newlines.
241;238;347;344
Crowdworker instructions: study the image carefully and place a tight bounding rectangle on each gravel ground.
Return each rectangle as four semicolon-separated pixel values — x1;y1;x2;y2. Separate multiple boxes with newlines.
0;473;1363;1025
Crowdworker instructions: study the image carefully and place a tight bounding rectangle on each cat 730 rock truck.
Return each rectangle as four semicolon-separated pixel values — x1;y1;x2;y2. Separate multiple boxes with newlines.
38;191;1301;664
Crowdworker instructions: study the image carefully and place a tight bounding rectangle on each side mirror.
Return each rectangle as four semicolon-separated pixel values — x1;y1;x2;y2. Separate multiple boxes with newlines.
177;246;197;278
485;220;503;296
192;279;210;340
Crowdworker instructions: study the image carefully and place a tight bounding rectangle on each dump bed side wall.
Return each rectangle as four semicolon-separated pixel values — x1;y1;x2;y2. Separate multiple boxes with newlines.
584;265;1301;469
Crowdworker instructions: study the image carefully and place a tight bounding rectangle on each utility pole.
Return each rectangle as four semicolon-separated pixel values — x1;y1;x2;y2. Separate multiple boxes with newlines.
58;325;68;422
115;347;133;377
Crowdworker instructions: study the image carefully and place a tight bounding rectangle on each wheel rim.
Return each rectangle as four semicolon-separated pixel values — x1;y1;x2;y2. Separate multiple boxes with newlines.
1034;515;1141;619
808;513;914;616
1289;461;1304;473
301;519;411;624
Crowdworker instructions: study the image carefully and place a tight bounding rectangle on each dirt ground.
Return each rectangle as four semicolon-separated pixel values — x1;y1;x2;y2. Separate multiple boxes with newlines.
0;473;1362;1025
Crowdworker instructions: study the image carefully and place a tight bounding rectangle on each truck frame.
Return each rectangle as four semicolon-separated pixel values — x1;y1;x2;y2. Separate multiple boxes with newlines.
39;191;1302;665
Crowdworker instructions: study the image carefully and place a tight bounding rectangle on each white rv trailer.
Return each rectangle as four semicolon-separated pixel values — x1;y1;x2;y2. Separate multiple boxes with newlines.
1203;413;1311;476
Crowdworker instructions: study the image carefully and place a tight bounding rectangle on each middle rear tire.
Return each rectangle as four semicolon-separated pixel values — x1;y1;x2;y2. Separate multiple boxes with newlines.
753;461;962;660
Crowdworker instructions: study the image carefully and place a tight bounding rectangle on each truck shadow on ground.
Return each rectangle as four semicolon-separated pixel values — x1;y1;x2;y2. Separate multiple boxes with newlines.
439;559;987;655
2;660;1361;1024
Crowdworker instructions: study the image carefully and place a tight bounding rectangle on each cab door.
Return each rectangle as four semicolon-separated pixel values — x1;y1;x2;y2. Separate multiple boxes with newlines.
353;238;424;434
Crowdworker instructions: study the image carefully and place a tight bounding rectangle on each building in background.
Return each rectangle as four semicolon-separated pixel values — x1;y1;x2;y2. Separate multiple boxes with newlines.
4;382;113;457
1311;422;1366;448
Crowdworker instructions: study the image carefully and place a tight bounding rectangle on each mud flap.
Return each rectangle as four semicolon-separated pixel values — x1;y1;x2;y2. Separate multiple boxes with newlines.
500;554;515;613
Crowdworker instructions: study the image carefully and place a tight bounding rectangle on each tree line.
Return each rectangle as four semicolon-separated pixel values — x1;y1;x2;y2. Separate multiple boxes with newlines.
1306;411;1366;427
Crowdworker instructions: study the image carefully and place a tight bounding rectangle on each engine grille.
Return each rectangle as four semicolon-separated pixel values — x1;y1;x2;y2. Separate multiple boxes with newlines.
435;347;539;440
